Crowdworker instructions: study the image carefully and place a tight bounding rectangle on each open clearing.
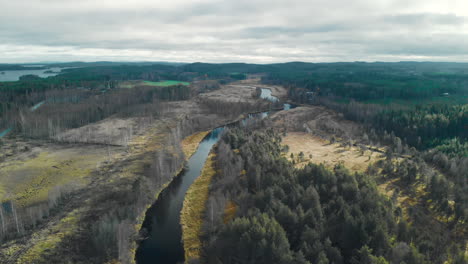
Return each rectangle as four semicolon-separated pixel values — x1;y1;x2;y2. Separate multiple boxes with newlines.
282;132;382;172
270;106;381;172
198;82;287;103
199;84;259;103
0;144;118;207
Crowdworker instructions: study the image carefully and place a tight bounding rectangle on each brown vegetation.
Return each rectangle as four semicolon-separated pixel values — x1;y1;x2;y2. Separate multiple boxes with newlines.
181;153;217;262
181;131;210;159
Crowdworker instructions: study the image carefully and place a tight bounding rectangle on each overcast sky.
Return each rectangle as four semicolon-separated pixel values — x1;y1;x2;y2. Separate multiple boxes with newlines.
1;0;468;63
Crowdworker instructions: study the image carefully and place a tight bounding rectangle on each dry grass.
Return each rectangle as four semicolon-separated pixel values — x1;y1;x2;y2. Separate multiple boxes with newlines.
17;208;82;264
377;178;418;219
199;85;258;103
282;132;382;172
0;147;112;207
181;153;216;262
181;131;210;159
55;118;137;145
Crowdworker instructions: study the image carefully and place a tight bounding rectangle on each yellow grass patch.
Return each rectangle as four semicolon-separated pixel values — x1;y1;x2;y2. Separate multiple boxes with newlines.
17;208;82;264
282;132;382;172
223;201;237;224
0;149;109;207
181;153;216;262
181;131;210;159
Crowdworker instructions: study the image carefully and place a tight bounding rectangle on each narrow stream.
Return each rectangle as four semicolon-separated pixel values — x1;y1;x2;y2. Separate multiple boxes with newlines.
136;88;292;264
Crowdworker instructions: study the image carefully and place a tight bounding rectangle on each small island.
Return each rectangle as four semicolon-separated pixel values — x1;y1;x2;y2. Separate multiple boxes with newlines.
44;70;60;74
19;74;41;81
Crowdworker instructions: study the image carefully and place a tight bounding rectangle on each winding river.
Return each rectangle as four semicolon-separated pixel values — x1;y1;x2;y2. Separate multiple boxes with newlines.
136;88;292;264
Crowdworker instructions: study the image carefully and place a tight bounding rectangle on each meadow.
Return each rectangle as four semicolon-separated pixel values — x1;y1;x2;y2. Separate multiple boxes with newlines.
119;80;190;89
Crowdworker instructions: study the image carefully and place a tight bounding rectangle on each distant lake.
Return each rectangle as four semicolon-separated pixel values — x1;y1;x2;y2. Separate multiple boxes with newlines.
0;67;67;82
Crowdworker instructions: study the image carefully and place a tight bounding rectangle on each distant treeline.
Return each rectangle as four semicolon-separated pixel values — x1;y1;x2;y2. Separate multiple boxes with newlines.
261;62;468;102
0;64;44;71
2;61;467;156
5;61;468;102
318;98;467;157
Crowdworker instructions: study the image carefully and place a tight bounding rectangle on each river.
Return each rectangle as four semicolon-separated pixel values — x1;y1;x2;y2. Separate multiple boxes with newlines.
0;67;68;82
135;88;293;264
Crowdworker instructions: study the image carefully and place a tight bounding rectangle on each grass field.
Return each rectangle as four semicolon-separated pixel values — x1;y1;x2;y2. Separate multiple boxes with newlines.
0;146;111;207
282;132;383;172
143;80;190;86
119;80;190;89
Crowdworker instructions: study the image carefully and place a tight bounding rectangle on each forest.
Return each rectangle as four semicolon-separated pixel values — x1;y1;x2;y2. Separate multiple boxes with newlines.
200;128;467;264
263;62;468;102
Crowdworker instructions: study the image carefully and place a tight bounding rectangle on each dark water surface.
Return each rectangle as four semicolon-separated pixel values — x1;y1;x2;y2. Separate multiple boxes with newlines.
136;88;293;264
136;127;224;264
0;67;67;82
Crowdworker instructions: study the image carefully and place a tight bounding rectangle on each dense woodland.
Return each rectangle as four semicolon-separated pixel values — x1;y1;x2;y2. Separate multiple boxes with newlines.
264;62;468;101
201;128;467;264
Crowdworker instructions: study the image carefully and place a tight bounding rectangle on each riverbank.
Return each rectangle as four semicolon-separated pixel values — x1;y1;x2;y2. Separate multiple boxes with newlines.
181;131;211;159
180;152;216;262
131;129;212;263
0;82;283;263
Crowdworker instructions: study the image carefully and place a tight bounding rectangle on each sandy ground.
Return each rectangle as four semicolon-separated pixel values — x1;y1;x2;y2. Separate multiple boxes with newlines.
282;132;382;172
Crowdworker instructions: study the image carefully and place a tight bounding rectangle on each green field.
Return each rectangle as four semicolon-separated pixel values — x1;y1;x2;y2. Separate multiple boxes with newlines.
119;80;190;89
143;80;189;86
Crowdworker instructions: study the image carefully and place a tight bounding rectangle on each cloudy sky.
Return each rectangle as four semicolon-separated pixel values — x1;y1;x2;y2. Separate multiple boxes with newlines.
1;0;468;63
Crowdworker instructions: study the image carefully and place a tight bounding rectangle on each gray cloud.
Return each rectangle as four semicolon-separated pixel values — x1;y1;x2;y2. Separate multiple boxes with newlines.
1;0;468;63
